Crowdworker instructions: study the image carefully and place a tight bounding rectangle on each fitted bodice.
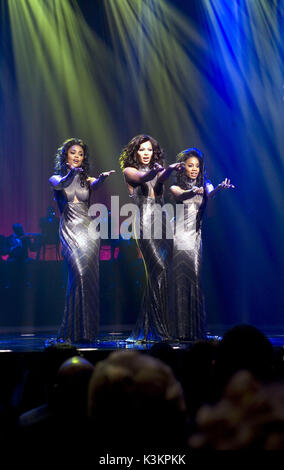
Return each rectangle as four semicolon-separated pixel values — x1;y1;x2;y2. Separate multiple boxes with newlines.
128;172;163;206
62;174;90;203
172;192;206;246
54;174;90;214
180;193;204;211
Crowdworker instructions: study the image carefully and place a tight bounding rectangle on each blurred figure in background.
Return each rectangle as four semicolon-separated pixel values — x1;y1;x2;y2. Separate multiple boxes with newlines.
0;235;9;287
38;206;60;260
6;223;35;288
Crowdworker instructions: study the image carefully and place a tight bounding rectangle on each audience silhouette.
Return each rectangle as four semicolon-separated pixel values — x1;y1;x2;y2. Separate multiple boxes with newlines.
0;322;282;459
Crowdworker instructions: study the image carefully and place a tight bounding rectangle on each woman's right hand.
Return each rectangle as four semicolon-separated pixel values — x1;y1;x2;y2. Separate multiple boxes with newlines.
153;162;165;174
168;162;185;172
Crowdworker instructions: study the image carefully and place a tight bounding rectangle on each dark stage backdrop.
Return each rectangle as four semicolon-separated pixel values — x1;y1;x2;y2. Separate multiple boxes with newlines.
0;0;284;333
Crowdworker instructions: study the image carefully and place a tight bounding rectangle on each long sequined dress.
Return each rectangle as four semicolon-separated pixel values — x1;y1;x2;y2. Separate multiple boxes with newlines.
127;172;173;342
172;188;206;341
53;173;100;343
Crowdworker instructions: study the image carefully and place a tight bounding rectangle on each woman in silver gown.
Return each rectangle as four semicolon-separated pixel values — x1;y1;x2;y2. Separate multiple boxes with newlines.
170;148;234;341
49;138;114;343
120;134;183;342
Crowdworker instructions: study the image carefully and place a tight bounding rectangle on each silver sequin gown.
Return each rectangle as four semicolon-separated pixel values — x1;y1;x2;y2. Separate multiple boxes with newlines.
127;172;173;342
172;187;206;340
53;173;100;343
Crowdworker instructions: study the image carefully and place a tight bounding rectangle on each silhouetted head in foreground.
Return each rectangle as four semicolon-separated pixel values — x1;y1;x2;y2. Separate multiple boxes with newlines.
88;350;187;451
51;356;94;418
149;341;179;377
189;370;284;450
214;324;274;392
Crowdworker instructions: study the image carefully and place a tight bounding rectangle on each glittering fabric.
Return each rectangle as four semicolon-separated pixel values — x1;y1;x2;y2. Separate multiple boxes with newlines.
54;174;100;342
127;175;173;342
171;192;206;340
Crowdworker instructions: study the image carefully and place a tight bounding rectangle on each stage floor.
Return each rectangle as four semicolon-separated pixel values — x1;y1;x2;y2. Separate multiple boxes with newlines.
0;331;284;353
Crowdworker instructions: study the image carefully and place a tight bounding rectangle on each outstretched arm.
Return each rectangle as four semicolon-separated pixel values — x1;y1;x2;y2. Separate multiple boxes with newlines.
49;167;82;190
206;178;235;199
87;170;116;190
156;162;185;185
170;185;204;202
123;163;164;185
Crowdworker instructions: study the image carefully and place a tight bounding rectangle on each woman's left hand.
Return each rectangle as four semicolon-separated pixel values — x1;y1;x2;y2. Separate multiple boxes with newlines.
218;178;235;189
87;170;115;184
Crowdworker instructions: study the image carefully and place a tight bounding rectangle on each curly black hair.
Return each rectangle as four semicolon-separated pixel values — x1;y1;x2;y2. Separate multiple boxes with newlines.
119;134;165;171
54;137;90;187
175;147;207;189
